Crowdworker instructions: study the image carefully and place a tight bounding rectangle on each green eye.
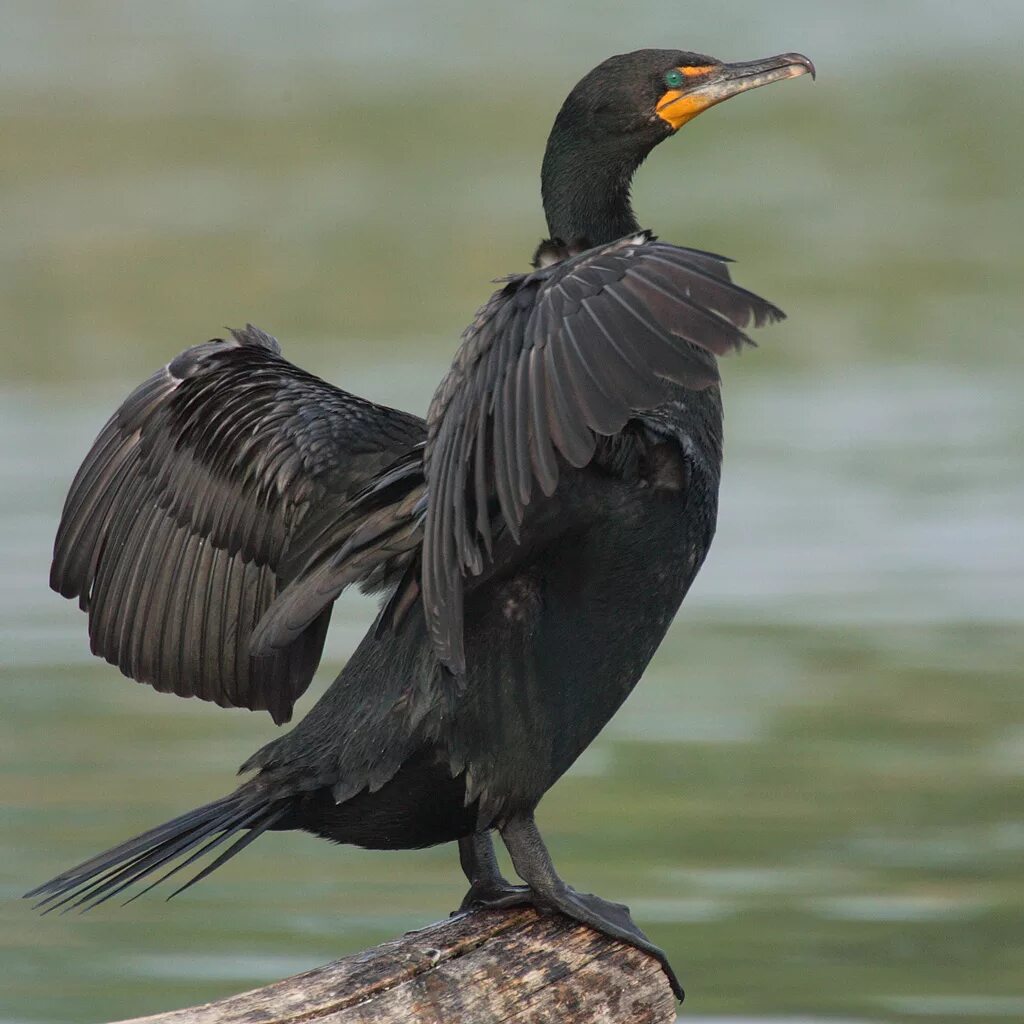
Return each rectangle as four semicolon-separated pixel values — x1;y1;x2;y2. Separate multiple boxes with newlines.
664;69;684;89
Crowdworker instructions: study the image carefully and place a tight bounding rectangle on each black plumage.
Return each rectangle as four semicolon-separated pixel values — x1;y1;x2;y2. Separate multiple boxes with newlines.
50;325;423;723
29;48;814;999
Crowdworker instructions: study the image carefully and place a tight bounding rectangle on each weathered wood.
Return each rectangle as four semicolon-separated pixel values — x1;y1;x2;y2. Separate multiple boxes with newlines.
111;908;676;1024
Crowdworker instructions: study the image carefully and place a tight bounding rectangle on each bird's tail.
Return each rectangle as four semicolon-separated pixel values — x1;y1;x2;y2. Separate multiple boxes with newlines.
25;790;290;914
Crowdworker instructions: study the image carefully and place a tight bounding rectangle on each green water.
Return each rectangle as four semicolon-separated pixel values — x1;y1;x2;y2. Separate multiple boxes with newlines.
2;4;1023;1023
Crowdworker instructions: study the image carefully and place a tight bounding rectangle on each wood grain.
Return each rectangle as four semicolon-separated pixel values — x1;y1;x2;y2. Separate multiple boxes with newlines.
111;908;677;1024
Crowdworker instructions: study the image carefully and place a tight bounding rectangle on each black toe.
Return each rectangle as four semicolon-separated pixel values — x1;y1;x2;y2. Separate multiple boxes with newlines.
456;880;532;913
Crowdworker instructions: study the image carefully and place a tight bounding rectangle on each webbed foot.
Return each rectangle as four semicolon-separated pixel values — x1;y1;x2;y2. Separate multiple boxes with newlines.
499;814;684;1001
530;882;683;999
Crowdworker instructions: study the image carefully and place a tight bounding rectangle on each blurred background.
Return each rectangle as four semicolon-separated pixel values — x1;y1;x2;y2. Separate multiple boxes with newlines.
2;3;1023;1022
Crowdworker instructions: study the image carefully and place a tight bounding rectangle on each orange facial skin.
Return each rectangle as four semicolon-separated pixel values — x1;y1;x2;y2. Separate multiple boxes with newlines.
655;56;813;131
656;65;717;129
656;89;714;129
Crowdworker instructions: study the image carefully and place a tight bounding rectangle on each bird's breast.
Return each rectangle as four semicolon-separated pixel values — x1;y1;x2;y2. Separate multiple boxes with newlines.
450;444;718;822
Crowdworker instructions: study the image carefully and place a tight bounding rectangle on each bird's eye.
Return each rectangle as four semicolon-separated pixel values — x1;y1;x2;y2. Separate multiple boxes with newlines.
664;69;684;89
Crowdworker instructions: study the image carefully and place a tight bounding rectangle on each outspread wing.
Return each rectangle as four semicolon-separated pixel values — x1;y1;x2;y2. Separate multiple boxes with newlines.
52;324;425;723
248;445;427;658
422;231;785;673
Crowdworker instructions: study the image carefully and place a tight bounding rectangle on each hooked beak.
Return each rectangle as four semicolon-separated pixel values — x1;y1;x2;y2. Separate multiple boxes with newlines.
656;52;815;131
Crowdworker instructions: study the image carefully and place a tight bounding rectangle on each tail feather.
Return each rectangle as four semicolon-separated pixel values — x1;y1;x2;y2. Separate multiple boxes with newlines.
25;792;287;913
163;806;284;901
47;802;263;915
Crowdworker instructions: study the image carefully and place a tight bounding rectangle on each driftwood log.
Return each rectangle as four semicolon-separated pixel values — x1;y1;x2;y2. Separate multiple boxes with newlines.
112;908;677;1024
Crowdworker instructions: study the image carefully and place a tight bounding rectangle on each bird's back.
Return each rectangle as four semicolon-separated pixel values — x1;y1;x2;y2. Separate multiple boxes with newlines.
246;383;722;840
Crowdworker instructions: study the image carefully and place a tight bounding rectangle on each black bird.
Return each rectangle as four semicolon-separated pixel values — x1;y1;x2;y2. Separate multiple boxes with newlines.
28;49;813;998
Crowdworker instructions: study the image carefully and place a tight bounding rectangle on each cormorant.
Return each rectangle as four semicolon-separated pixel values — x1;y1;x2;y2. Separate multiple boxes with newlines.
28;49;814;998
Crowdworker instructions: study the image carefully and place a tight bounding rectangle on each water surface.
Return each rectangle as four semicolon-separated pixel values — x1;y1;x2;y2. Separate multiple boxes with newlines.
2;4;1022;1023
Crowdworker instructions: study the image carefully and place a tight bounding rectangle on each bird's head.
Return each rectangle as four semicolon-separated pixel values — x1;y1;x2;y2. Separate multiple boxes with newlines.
542;48;814;244
562;48;814;143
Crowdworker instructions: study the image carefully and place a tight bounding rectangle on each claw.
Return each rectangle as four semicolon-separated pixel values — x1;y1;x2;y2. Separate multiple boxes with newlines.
455;880;532;914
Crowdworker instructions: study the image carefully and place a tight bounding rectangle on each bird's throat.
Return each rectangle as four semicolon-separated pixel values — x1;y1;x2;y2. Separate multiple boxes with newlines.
540;133;649;248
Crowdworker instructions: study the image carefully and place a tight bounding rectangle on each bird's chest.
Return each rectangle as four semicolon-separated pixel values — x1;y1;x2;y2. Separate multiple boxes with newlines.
453;440;718;820
535;462;712;705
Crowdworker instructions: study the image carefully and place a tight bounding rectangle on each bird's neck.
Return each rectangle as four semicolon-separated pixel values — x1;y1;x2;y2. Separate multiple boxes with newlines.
540;131;649;247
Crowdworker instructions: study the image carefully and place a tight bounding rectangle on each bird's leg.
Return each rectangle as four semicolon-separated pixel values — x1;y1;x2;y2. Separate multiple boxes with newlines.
499;814;684;1001
455;830;531;912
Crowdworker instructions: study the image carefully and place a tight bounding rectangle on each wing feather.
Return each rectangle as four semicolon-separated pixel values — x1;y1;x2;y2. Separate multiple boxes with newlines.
227;236;785;678
527;345;560;496
423;231;784;672
473;391;493;554
53;324;425;722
